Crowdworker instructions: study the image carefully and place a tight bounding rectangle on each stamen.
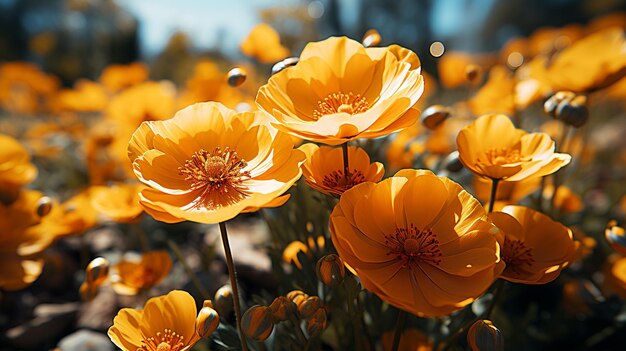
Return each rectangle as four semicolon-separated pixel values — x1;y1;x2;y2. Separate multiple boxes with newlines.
478;147;526;165
502;239;535;274
137;329;185;351
178;147;251;210
313;92;369;119
322;169;366;193
384;224;443;267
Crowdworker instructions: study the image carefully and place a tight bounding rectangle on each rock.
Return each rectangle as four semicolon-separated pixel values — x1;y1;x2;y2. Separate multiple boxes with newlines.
5;302;79;350
58;329;114;351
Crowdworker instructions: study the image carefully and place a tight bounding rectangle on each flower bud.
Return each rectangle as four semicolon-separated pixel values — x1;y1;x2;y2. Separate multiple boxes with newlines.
196;302;220;338
441;151;464;173
606;221;626;256
271;57;299;75
269;296;297;322
316;254;345;287
556;97;588;128
544;91;575;118
227;67;247;87
214;285;234;316
241;305;275;341
298;296;323;319
86;257;109;286
79;282;98;301
362;29;381;48
467;319;503;351
306;308;327;337
286;290;309;308
420;105;451;130
36;196;53;217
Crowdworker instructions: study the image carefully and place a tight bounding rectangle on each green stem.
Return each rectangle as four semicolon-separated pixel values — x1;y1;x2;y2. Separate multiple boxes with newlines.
391;310;407;351
167;240;210;300
488;178;500;213
219;222;249;351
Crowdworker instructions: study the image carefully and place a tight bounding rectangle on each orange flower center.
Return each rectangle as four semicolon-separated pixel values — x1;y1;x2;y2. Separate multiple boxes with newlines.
502;238;534;273
322;169;366;193
480;147;524;165
137;329;185;351
178;147;251;209
313;92;369;119
385;224;442;267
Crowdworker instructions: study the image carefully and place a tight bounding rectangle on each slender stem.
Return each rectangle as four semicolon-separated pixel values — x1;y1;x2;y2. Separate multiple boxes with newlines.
391;310;407;351
484;279;504;319
219;222;249;351
342;142;350;184
549;124;572;216
167;240;210;300
488;178;500;213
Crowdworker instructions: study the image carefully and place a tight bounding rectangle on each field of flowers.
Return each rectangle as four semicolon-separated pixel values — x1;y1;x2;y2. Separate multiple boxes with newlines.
1;6;626;351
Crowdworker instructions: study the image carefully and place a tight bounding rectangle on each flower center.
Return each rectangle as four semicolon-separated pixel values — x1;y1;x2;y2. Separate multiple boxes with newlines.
178;147;251;210
480;147;525;165
313;92;369;119
502;238;534;273
322;169;366;193
137;329;184;351
384;224;442;268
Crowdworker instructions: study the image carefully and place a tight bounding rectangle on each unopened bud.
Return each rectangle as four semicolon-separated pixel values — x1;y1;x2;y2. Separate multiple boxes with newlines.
196;302;220;338
316;254;345;287
421;105;451;130
544;91;575;118
79;282;98;301
271;57;299;75
465;64;483;84
441;151;463;173
269;296;297;322
241;305;275;341
298;296;323;319
467;319;503;351
606;221;626;256
286;290;309;308
86;257;109;286
214;285;233;316
306;308;327;337
362;29;381;48
227;67;247;87
544;91;588;127
36;196;53;217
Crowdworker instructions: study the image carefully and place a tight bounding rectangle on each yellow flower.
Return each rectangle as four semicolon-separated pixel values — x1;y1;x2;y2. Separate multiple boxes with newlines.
457;114;571;181
0;134;37;203
256;37;424;145
330;169;504;317
0;62;59;114
91;183;145;223
128;102;304;224
110;251;172;295
108;290;203;351
52;79;109;112
45;188;99;238
489;206;576;284
99;62;149;92
240;23;290;64
299;143;384;197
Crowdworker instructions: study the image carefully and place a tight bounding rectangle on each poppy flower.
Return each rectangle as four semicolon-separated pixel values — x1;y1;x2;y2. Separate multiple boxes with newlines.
45;188;99;238
489;205;576;284
0;134;37;203
52;79;109;113
0;62;59;114
128;102;304;224
240;23;290;64
99;62;149;92
110;251;172;295
299;143;384;197
330;169;504;317
456;114;571;181
256;37;424;145
91;183;145;223
108;290;205;351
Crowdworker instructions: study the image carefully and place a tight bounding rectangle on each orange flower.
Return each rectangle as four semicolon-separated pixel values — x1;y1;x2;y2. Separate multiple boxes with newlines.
489;205;576;284
605;255;626;298
543;184;583;214
177;60;244;110
330;169;504;317
240;23;290;64
52;79;109;112
110;251;172;295
108;290;204;351
256;37;424;145
299;143;384;197
437;51;492;88
0;134;37;203
99;62;149;92
385;124;425;171
0;62;59;114
0;190;55;290
91;183;145;223
456;114;571;181
128;102;304;224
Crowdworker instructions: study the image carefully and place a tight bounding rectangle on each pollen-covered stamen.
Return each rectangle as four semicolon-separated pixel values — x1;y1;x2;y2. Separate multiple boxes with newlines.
313;92;370;119
322;169;366;193
502;238;535;274
178;147;251;210
137;329;185;351
479;147;528;165
384;224;443;267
